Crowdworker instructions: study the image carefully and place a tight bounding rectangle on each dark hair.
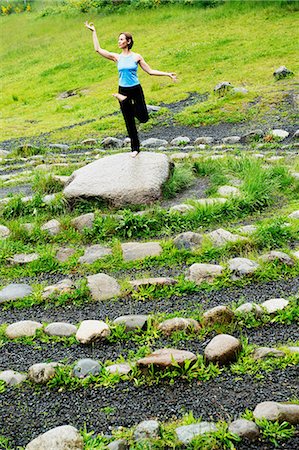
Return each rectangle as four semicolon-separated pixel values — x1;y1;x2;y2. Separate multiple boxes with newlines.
119;32;134;49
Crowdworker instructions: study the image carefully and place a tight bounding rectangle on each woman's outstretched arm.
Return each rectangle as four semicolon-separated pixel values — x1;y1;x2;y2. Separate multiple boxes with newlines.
85;22;118;62
138;55;177;81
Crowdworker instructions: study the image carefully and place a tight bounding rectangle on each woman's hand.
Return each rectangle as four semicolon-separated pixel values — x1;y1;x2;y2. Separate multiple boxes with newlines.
168;73;177;82
85;21;95;32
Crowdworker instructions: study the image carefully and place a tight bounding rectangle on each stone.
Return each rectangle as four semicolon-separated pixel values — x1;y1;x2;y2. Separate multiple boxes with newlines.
173;231;203;250
56;247;75;262
23;223;34;232
169;153;190;161
113;315;149;331
121;241;162;261
207;229;246;247
228;257;259;277
48;143;70;151
253;401;299;425
52;175;70;185
293;250;299;259
76;320;110;344
169;204;195;213
43;194;56;204
0;370;27;386
6;320;43;339
170;136;190;146
141;138;168;148
64;152;170;206
101;137;123;148
42;278;74;299
222;136;241;145
71;212;95;231
0;283;32;303
147;104;161;113
228;419;259;440
79;244;111;264
81;138;98;146
235;302;263;317
197;198;227;205
217;185;240;197
232;87;248;95
73;358;101;378
158;317;200;335
214;81;232;96
293;129;299;139
194;136;214;145
203;306;235;326
25;425;83;449
107;439;128;450
0;149;9;157
87;273;121;301
175;423;217;444
261;298;289;314
44;322;77;337
187;263;224;284
240;130;264;143
41;219;61;235
28;362;60;384
238;225;257;235
273;66;294;80
137;348;196;369
260;250;294;266
204;334;242;366
288;210;299;219
0;224;10;238
129;277;177;290
134;420;160;441
271;129;289;140
253;347;286;360
287;347;299;354
105;364;132;375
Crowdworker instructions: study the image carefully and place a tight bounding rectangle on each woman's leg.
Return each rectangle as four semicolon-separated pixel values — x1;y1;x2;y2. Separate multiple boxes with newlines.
133;84;149;124
118;87;140;153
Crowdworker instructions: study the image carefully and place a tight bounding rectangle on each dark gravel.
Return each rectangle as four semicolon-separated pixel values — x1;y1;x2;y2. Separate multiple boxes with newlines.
0;367;298;447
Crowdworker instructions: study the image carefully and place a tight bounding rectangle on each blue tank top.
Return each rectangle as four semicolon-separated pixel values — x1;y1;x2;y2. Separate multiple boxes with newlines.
117;53;140;88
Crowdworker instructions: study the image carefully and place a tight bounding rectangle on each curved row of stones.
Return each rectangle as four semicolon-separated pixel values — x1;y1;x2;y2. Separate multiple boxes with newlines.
22;400;299;449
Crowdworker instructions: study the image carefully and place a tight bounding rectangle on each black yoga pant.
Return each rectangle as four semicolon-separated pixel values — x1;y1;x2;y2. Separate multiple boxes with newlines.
118;84;149;152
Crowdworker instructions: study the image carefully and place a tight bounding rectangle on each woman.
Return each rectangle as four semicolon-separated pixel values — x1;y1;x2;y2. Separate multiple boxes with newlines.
85;22;177;157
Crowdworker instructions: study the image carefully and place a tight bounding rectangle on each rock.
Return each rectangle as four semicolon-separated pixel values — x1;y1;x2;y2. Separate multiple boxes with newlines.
41;219;61;236
169;204;195;213
194;136;214;145
42;278;74;299
147;104;161;113
238;225;257;235
260;250;294;266
169;153;190;161
44;322;77;337
71;213;95;231
141;138;168;148
170;136;190;146
197;198;227;205
228;419;259;440
217;185;240;197
240;130;264;143
222;136;241;145
25;425;83;449
105;363;132;375
0;370;27;386
158;317;200;335
228;257;259;277
214;81;232;96
293;129;299;139
6;320;43;339
175;423;217;444
288;210;299;219
253;401;299;425
73;358;101;378
134;420;160;441
48;143;70;151
187;263;224;284
107;439;128;450
273;66;294;80
232;87;248;95
204;334;242;366
137;348;196;369
235;302;263;317
81;138;98;146
121;241;162;261
76;320;110;344
0;224;10;238
56;247;75;262
0;149;9;157
129;277;176;290
203;306;235;326
43;194;57;205
173;231;203;250
101;137;123;148
253;347;286;360
64;152;170;206
207;229;246;247
79;244;112;264
271;129;289;140
113;315;149;331
28;362;60;384
261;298;289;314
87;273;121;301
23;223;34;232
293;250;299;259
287;347;299;354
291;172;299;180
0;283;32;303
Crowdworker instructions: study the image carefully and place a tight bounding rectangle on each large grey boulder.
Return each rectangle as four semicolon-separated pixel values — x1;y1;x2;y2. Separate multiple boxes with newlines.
64;152;170;206
25;425;83;450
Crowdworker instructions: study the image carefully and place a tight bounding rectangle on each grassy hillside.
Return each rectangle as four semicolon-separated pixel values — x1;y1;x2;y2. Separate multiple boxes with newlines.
1;1;298;143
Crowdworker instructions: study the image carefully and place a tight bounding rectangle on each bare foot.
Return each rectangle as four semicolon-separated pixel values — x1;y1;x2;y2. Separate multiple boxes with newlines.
112;93;127;102
131;150;140;158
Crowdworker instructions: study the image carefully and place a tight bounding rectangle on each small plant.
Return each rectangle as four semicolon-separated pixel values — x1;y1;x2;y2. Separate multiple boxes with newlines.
162;164;195;199
256;419;295;447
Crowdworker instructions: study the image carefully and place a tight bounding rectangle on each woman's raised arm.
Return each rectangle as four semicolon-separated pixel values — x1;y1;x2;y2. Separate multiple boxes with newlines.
137;55;177;81
85;22;118;62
